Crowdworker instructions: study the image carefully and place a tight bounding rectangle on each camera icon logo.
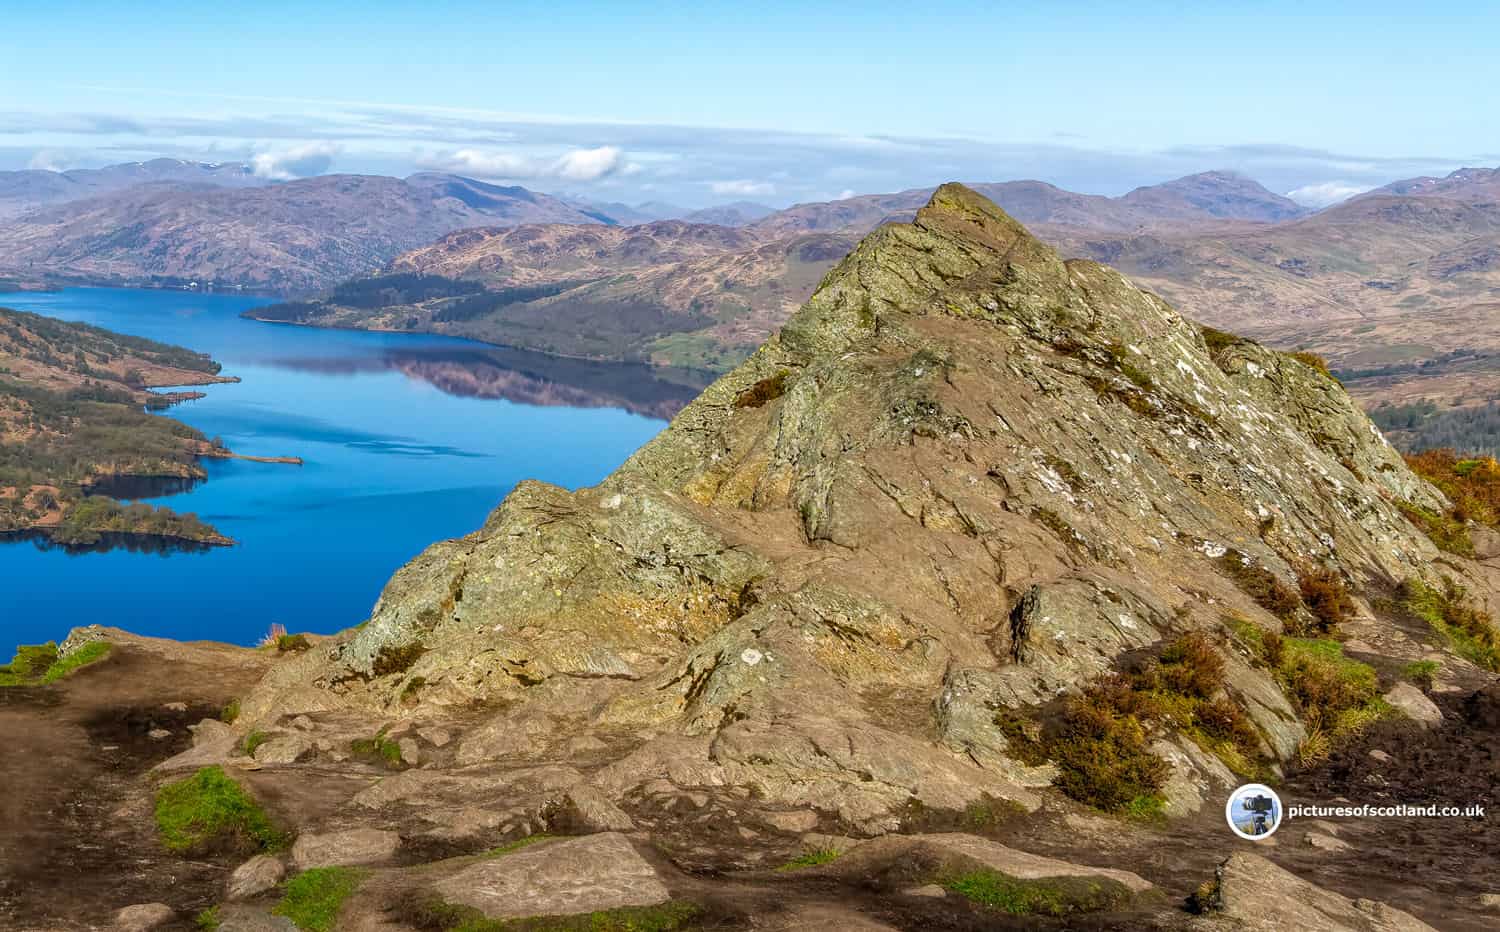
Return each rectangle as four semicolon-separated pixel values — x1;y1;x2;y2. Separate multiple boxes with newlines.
1225;783;1283;840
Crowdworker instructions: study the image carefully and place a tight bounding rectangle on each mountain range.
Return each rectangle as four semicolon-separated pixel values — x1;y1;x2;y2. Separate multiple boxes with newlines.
0;158;267;219
0;171;609;294
5;161;1500;420
11;185;1491;930
231;168;1500;383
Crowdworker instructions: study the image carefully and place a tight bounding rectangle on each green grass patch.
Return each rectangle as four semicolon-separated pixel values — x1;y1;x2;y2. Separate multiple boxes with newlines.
42;640;110;681
351;733;404;768
1397;502;1474;556
1224;615;1285;669
194;906;221;930
409;898;700;932
0;640;111;686
0;642;60;686
1398;577;1500;671
242;730;271;756
220;698;241;724
1277;638;1388;763
273;867;366;932
154;765;286;855
1401;659;1440;690
776;846;842;871
943;869;1133;916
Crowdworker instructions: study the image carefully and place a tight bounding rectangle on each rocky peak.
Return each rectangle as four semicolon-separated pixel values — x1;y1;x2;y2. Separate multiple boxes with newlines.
246;184;1476;834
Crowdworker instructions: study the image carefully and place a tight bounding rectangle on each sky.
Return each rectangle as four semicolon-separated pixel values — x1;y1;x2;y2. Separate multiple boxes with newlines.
2;1;1497;208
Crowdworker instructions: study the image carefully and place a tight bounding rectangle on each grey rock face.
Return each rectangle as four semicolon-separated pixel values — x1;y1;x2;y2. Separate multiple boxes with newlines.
432;833;670;919
291;828;401;869
562;784;635;832
1383;682;1443;728
1203;852;1437;931
227;854;286;900
252;733;313;765
114;903;175;931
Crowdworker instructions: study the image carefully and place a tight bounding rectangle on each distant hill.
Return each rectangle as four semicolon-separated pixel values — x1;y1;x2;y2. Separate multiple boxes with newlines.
1364;166;1500;203
1118;170;1309;222
0;158;266;219
745;171;1307;237
246;221;854;369
1059;183;1500;334
250;170;1327;370
683;201;776;226
0;173;607;294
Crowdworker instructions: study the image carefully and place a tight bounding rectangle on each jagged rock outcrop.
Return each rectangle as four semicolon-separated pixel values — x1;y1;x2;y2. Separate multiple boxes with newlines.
244;184;1469;833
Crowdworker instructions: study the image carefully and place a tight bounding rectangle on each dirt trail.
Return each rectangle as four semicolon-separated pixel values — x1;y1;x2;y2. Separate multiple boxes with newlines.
3;643;1495;930
0;644;268;931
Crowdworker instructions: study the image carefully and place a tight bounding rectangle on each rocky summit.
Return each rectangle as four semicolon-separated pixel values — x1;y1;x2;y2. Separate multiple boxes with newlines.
9;184;1499;930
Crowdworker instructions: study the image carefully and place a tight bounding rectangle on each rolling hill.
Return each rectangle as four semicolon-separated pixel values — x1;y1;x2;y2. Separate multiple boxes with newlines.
0;172;609;294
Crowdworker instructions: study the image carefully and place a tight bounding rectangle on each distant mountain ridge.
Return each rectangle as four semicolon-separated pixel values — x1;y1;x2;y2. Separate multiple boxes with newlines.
0;158;266;219
0;172;608;294
745;170;1309;237
1365;165;1500;203
247;169;1330;369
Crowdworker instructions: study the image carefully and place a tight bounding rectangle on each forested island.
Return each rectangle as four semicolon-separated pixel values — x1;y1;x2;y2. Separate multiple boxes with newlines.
0;307;237;548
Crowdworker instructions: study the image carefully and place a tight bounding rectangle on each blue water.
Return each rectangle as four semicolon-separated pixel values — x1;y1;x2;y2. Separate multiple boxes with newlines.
0;287;690;653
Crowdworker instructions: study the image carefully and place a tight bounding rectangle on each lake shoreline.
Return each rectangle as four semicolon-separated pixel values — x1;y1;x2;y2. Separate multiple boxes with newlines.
1;285;670;651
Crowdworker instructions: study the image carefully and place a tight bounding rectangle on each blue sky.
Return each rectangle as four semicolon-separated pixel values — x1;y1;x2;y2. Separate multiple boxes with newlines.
2;1;1496;206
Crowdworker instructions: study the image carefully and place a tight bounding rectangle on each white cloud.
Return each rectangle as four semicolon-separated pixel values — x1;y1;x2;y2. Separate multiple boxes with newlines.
422;145;625;182
27;149;71;172
710;179;774;196
1286;181;1373;207
250;141;338;179
554;146;623;181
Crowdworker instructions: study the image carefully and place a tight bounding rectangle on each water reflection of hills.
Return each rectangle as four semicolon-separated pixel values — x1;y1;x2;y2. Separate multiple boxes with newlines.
265;345;715;420
0;529;216;556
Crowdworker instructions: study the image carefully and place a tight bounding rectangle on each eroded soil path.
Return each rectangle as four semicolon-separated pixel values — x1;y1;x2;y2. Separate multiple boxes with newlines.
0;644;268;931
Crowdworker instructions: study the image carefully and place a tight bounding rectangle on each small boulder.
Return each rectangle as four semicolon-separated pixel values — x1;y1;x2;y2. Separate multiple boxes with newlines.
147;729;172;741
228;854;286;900
837;833;1151;894
252;734;313;765
1206;852;1437;930
563;785;635;832
418;726;452;747
398;737;421;767
115;903;175;930
292;828;401;869
190;718;234;747
904;884;947;898
214;904;299;931
433;833;668;919
801;833;862;855
1383;683;1443;729
1369;749;1393;763
163;702;189;713
759;809;820;833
